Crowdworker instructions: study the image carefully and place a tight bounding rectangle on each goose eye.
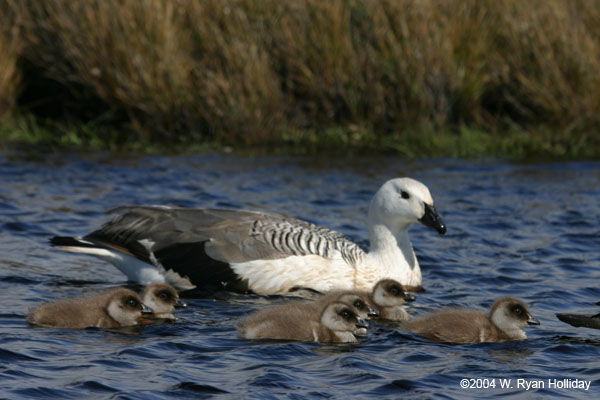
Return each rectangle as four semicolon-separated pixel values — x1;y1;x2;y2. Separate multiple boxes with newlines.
354;300;365;309
400;191;410;199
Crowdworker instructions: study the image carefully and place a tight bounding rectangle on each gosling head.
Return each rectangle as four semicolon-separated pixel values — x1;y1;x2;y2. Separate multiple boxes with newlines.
141;283;186;318
106;289;153;327
369;178;446;235
371;279;416;308
336;293;379;319
490;297;539;339
320;302;369;336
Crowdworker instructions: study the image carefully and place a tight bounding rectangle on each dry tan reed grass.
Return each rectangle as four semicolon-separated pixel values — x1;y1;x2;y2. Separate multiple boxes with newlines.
1;0;599;151
0;0;24;117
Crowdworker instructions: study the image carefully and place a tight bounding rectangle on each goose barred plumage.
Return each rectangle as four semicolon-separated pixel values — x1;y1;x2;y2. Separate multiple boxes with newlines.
250;218;365;266
50;177;446;294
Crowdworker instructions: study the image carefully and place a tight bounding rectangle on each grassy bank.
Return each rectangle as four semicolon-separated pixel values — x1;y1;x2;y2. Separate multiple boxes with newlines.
1;0;599;157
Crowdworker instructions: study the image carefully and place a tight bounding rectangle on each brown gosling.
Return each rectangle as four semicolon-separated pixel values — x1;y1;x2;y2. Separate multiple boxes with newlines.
315;279;415;322
312;292;377;319
141;283;186;319
238;301;368;343
306;292;375;336
369;279;416;321
27;288;153;329
403;297;540;344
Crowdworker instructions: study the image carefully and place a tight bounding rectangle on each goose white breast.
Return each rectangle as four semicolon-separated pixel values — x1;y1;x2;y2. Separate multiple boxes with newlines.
50;177;445;294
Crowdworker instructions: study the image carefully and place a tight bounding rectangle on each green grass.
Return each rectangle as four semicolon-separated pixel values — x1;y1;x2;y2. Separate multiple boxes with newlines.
2;114;596;159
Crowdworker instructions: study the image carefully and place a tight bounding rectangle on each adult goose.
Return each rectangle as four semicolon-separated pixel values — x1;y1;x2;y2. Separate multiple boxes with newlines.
50;177;446;294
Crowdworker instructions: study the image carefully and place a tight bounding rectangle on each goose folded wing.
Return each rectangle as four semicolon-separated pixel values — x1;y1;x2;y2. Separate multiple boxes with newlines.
89;206;362;268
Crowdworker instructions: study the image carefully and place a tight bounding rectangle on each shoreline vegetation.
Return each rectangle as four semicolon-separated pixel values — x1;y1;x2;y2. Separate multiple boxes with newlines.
1;0;599;158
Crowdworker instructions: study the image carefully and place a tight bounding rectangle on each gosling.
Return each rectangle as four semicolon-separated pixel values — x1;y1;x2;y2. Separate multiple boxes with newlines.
402;297;539;343
141;283;186;319
27;288;153;329
369;279;416;321
312;292;378;320
315;279;415;321
238;301;368;343
306;292;375;336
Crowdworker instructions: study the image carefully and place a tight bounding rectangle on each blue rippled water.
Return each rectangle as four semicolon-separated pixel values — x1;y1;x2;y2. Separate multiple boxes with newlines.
1;151;599;399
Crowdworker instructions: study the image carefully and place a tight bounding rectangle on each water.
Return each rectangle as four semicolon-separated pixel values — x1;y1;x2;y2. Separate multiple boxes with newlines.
1;151;599;399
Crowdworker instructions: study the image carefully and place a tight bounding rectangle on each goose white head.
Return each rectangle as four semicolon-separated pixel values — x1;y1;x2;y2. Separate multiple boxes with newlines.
321;302;369;335
368;178;446;235
490;297;539;339
106;289;154;327
365;178;445;289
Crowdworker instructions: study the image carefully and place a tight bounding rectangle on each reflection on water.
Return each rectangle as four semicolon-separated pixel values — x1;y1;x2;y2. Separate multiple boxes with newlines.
1;151;600;399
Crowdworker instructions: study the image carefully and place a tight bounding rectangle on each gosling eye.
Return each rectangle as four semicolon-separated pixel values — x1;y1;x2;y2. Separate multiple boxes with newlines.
354;300;365;310
389;286;401;296
512;305;524;316
126;298;139;308
400;191;410;200
340;309;352;319
158;291;171;300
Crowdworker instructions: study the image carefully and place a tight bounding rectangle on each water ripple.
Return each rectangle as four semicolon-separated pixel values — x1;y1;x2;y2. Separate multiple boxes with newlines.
1;153;599;398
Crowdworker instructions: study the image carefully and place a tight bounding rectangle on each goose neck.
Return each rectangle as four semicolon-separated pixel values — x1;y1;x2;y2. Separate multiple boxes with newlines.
367;223;417;271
